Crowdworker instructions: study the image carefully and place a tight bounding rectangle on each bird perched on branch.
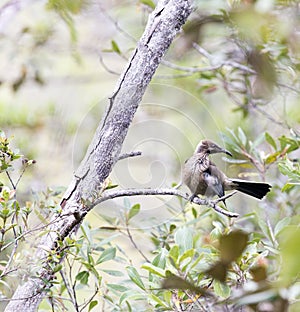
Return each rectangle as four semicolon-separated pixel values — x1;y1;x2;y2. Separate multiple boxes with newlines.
183;140;271;203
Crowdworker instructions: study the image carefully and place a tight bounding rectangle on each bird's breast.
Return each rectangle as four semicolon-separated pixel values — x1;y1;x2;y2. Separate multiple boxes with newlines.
183;154;209;195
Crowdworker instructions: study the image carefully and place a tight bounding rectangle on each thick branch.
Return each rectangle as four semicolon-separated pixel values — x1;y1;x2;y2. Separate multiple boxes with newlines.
4;1;192;311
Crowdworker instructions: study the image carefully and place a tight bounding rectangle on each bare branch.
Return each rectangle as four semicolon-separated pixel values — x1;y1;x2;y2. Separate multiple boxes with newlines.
92;188;239;218
161;59;222;73
213;191;238;204
98;53;120;76
161;43;255;76
192;43;212;59
125;224;150;262
118;151;142;161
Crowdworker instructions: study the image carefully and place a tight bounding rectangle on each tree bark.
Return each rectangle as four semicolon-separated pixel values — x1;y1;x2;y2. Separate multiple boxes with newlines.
4;1;192;311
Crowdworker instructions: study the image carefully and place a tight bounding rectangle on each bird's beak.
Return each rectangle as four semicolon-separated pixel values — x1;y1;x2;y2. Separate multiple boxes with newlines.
222;148;232;157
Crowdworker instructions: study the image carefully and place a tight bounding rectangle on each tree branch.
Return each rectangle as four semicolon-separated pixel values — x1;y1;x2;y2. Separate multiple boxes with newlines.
4;1;193;311
92;188;239;218
117;151;142;161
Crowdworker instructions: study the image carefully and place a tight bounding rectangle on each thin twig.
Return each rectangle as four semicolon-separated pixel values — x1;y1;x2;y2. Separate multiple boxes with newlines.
125;224;150;262
79;285;99;312
118;151;142;161
161;60;222;73
0;242;19;279
60;270;77;309
213;191;238;204
71;265;80;312
99;5;137;43
98;54;120;75
5;171;15;189
192;43;212;59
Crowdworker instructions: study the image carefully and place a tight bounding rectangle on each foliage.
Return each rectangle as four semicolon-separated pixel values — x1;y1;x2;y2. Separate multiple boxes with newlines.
1;0;300;311
0;125;295;311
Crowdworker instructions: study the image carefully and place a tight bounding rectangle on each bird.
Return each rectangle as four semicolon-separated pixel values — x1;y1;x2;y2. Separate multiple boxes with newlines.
183;140;271;204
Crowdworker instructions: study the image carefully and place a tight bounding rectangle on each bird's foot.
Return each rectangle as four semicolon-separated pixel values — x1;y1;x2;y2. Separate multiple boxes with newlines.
188;194;198;202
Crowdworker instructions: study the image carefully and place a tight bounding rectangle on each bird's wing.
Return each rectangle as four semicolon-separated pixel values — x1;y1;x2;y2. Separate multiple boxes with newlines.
203;170;224;198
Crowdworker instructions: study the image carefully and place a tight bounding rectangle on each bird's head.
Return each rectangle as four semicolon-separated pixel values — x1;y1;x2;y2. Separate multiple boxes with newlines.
195;140;232;156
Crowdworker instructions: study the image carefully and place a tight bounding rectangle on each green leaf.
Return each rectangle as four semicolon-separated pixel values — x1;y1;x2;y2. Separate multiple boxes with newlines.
278;162;291;176
149;293;170;309
105;183;118;190
258;218;273;243
76;271;89;285
53;264;63;273
119;290;145;305
213;279;231;298
126;266;145;290
111;40;121;54
169;223;176;232
238;127;247;146
96;247;116;264
192;207;197;218
264;152;280;164
152;248;167;269
107;283;128;292
278;135;299;153
140;0;155;9
125;300;132;312
282;182;300;192
88;300;98;312
128;204;140;220
178;249;194;264
169;245;179;263
174;227;193;252
222;157;248;164
101;269;124;277
142;263;165;277
265;132;277;150
274;217;291;237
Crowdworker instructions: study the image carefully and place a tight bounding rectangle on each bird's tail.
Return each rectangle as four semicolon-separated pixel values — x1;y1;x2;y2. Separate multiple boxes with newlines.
229;179;271;199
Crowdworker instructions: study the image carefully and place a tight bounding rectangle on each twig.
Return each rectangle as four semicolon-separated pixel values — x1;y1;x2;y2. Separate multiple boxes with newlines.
98;53;120;76
125;224;150;262
278;82;300;94
161;60;222;73
5;171;15;189
192;43;212;59
249;100;286;128
223;61;255;75
71;264;80;312
213;191;237;204
0;242;19;279
161;45;255;78
99;5;137;43
79;285;99;312
60;270;77;310
192;196;239;218
118;151;142;161
92;188;239;218
208;202;239;218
